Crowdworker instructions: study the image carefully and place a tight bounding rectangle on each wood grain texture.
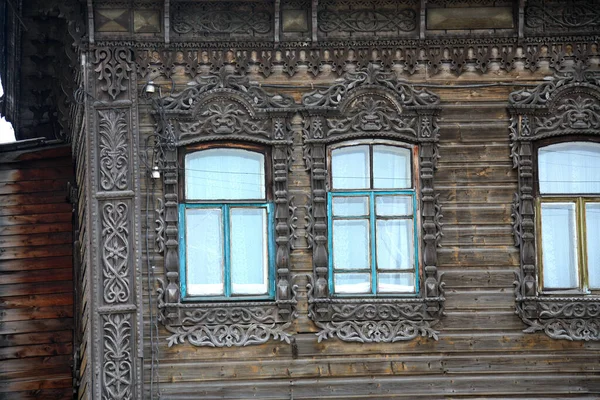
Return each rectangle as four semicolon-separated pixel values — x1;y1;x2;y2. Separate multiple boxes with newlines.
0;145;74;399
139;87;600;399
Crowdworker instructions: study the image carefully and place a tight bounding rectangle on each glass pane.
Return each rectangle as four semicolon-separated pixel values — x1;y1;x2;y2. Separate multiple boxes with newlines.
331;145;370;189
332;219;370;270
541;203;578;289
185;208;224;296
378;272;415;293
373;145;411;189
586;203;600;289
334;273;371;294
230;208;268;295
539;142;600;194
376;195;413;216
185;148;265;200
332;196;369;216
376;219;414;270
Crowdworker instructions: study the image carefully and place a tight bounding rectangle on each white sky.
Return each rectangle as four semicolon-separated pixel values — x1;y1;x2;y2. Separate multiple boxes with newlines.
0;76;17;144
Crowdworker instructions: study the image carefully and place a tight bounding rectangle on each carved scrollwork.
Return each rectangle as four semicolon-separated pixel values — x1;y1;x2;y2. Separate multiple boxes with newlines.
102;202;130;305
94;47;132;100
302;64;440;109
509;61;600;341
177;99;271;139
314;319;438;343
102;313;133;399
525;0;600;34
302;64;444;343
161;69;296;112
171;2;272;37
155;198;165;254
318;8;417;34
153;68;297;347
98;110;129;191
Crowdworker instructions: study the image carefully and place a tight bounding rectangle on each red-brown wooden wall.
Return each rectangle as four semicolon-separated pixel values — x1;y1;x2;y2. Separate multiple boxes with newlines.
0;144;74;399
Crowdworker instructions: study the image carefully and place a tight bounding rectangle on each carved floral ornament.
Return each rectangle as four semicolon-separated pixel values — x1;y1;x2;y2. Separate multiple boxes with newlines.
152;68;299;347
301;64;445;343
509;62;600;341
149;65;446;346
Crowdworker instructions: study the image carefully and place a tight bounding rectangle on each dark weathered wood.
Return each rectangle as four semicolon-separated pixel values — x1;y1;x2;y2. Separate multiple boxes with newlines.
0;145;74;400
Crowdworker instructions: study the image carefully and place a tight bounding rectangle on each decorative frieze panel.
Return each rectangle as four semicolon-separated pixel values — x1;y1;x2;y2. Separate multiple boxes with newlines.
134;38;599;80
98;109;129;191
525;0;600;35
171;1;273;39
153;68;298;347
509;62;600;341
302;64;444;343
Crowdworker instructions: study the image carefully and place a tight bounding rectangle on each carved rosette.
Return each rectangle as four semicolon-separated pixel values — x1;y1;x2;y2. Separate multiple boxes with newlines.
302;64;444;343
154;69;298;347
509;62;600;341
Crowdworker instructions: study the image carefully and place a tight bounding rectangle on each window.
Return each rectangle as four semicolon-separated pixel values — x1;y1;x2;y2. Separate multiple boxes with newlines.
328;142;419;295
180;146;274;300
537;141;600;292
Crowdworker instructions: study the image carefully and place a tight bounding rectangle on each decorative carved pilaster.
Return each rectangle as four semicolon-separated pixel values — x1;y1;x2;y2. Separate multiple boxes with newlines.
509;62;600;341
88;46;142;399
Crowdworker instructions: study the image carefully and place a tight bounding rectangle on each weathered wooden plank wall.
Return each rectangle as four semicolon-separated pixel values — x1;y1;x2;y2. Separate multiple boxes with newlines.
0;145;74;400
138;76;600;398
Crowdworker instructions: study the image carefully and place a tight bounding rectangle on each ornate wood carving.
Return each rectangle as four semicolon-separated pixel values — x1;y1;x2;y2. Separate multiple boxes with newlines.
134;38;599;80
102;313;133;399
170;1;273;38
95;47;133;100
153;68;298;347
525;0;600;34
317;1;418;36
302;64;444;343
98;110;129;191
509;61;600;341
89;46;143;399
102;202;131;304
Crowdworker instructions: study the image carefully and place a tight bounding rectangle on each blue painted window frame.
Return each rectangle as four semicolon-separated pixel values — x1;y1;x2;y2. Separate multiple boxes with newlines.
327;143;420;297
179;146;276;301
179;203;276;301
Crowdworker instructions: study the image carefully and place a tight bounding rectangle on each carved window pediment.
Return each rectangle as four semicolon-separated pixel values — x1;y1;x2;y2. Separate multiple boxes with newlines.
509;62;600;341
302;65;445;343
154;69;298;347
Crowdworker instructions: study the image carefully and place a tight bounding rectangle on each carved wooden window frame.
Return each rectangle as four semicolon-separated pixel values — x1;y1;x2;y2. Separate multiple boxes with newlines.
302;65;445;343
153;70;298;347
509;64;600;341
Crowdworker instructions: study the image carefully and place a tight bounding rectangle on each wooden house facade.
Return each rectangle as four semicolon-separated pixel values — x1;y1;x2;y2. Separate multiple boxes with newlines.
2;0;600;399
